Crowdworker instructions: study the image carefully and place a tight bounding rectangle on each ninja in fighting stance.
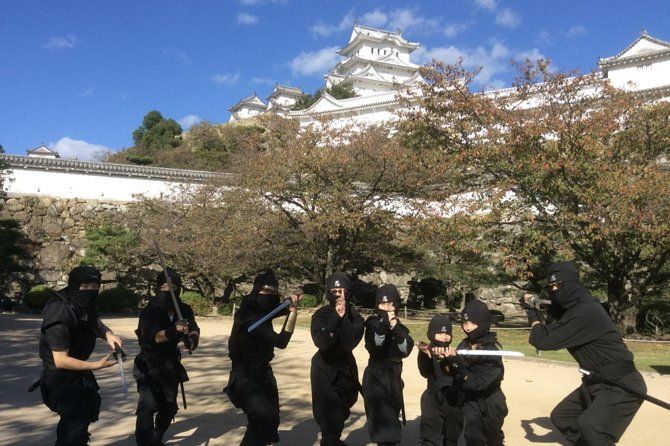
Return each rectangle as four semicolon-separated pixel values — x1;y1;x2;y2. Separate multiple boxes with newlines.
416;314;463;446
310;272;365;446
443;299;508;446
134;268;200;446
36;265;123;446
226;270;301;446
361;284;413;446
525;261;646;446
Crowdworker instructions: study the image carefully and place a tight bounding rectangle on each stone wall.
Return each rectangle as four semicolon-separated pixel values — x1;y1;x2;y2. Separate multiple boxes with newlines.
0;194;128;291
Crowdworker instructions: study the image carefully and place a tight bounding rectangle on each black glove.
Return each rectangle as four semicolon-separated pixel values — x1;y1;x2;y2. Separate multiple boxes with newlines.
164;322;187;341
525;306;545;325
376;309;391;326
442;354;467;376
186;333;199;351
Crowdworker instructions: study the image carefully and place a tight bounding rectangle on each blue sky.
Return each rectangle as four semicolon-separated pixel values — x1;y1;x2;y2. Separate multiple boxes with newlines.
1;0;669;160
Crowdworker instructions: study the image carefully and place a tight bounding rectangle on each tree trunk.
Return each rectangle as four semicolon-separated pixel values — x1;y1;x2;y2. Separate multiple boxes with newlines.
607;278;639;335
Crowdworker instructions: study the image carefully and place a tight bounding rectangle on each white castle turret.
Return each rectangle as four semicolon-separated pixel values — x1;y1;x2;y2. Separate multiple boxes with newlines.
326;24;423;96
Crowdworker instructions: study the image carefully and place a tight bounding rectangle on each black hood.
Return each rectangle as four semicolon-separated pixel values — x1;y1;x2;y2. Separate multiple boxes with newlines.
461;299;492;342
546;262;593;309
67;266;101;290
427;314;452;344
156;267;182;297
325;272;352;305
375;284;401;308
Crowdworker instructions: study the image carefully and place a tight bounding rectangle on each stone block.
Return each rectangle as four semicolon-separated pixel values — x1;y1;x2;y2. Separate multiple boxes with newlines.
4;198;24;212
39;243;71;266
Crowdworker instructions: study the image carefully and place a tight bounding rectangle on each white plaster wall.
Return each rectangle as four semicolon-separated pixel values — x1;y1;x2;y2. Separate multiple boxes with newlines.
608;58;670;91
3;168;188;202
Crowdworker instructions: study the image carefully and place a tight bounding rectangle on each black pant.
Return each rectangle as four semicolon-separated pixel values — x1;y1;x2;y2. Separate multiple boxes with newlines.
226;363;280;446
419;389;463;446
41;370;101;446
551;373;646;445
362;361;404;445
135;380;179;446
462;389;507;446
311;355;359;445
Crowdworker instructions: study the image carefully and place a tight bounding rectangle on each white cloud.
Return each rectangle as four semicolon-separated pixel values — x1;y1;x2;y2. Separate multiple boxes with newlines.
566;25;586;37
387;8;439;33
251;77;276;85
414;40;551;89
178;115;204;129
496;8;521;28
44;35;78;49
162;48;190;66
290;46;340;76
237;12;259;25
78;87;94;97
473;0;497;11
444;22;469;38
361;10;388;28
49;137;112;161
311;13;354;37
211;73;240;86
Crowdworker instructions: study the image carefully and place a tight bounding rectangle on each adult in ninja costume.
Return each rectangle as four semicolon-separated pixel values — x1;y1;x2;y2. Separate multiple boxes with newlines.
416;314;463;446
310;272;365;446
134;268;200;446
225;270;301;446
36;265;123;446
442;299;507;446
524;261;647;445
362;284;414;446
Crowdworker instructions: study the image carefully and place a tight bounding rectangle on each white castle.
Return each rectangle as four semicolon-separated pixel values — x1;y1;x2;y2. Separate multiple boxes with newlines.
3;27;670;203
229;25;670;126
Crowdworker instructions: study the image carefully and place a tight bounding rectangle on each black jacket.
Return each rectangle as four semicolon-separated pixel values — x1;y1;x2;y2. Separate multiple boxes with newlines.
452;333;504;400
364;314;413;362
311;304;364;366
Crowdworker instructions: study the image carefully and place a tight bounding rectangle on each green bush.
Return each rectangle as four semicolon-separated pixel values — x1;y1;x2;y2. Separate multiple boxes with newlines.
23;285;53;310
217;302;235;316
181;291;212;316
97;287;141;313
299;293;320;308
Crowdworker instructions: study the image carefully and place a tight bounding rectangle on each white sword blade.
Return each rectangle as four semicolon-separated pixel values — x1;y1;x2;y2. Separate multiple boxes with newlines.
247;299;292;333
118;355;129;396
456;350;525;357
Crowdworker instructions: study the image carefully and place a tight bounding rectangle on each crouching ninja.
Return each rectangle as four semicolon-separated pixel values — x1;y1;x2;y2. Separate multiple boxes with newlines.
134;268;200;446
444;300;507;446
416;315;463;446
362;284;413;446
526;262;646;445
311;272;365;446
225;270;301;446
36;266;123;446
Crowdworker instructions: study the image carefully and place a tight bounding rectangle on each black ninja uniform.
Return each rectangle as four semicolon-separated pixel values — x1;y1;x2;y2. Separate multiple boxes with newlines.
417;315;463;446
37;266;108;446
134;268;200;446
226;270;297;446
310;272;365;446
445;299;507;446
528;261;646;446
362;284;414;446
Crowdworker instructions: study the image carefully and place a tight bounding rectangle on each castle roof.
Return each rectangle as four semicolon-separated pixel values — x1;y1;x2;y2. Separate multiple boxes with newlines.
228;94;267;112
337;24;420;57
599;30;670;71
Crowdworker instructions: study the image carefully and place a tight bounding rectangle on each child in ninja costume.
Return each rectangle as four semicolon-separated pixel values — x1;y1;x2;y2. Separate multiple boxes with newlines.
362;284;414;446
416;314;464;446
310;272;365;446
442;299;508;446
134;268;200;446
225;270;301;446
35;266;123;446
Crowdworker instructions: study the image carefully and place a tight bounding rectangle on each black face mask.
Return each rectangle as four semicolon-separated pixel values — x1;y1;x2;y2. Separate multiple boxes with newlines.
465;325;489;342
327;290;349;306
432;339;450;348
255;293;280;312
156;291;174;311
69;289;99;310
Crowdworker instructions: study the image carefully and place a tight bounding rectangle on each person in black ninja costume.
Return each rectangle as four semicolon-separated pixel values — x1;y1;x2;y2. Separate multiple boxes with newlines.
225;270;301;446
310;272;365;446
442;299;507;446
524;261;647;446
362;284;414;446
37;265;123;446
416;314;463;446
134;268;200;446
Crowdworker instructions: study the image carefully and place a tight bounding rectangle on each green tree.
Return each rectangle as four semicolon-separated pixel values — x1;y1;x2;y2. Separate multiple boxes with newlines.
293;82;357;110
0;219;36;297
400;60;670;333
115;110;182;165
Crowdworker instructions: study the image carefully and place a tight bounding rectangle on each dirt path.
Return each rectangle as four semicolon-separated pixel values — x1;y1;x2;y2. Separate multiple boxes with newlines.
1;314;668;445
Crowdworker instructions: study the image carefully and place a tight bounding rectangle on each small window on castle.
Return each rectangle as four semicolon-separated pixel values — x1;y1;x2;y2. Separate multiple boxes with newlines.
396;52;399;57
371;48;374;54
384;50;387;55
637;63;651;71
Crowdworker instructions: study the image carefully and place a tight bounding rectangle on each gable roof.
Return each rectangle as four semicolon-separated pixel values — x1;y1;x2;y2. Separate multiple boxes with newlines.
27;144;60;158
600;31;670;69
338;25;420;56
267;83;304;100
228;94;267;112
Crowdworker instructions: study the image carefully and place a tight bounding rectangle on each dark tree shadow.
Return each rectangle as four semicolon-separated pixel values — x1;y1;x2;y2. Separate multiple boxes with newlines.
520;417;570;445
650;365;670;375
